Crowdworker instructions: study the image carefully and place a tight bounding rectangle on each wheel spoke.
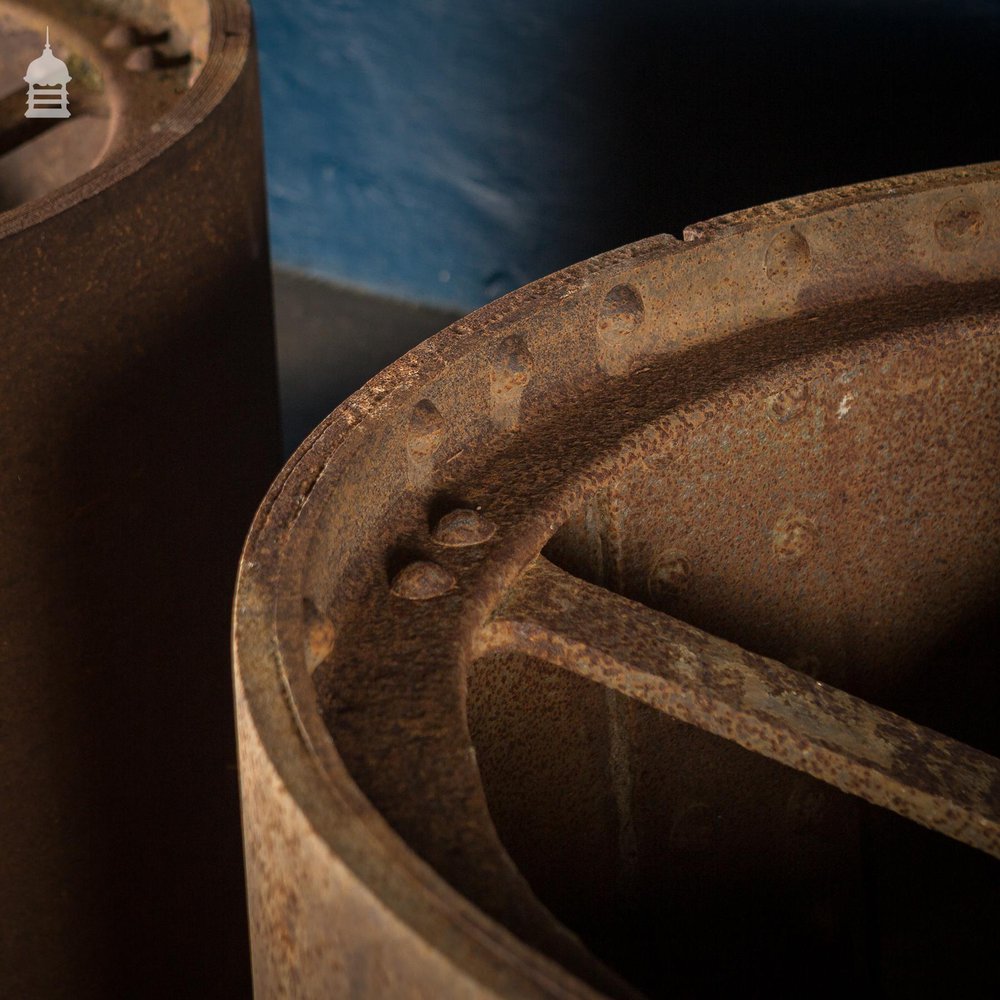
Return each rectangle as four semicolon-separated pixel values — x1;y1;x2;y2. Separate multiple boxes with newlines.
479;556;1000;858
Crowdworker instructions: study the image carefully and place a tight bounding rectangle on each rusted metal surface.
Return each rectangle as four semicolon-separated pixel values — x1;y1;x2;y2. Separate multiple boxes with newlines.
234;164;1000;998
1;2;277;996
486;557;999;855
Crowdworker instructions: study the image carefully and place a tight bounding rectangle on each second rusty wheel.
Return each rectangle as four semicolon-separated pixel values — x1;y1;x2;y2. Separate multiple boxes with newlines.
1;2;276;995
235;164;1000;997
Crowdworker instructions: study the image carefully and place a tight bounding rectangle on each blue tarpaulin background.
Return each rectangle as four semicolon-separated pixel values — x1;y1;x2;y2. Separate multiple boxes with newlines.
255;0;1000;311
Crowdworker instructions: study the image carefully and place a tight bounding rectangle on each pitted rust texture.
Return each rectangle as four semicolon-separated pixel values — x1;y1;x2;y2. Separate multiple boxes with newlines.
235;164;1000;998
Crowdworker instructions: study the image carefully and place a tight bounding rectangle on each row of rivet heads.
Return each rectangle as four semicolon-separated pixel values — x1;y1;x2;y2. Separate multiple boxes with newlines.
598;190;993;374
410;186;994;485
311;186;995;659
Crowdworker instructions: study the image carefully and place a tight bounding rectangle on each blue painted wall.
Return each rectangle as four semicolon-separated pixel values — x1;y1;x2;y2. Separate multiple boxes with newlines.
255;0;1000;311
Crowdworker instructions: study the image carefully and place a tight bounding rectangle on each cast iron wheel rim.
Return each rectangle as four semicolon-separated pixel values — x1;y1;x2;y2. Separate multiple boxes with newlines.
0;0;251;235
234;163;1000;998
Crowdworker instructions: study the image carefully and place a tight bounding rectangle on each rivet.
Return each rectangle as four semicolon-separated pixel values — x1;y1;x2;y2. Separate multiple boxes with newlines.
764;228;811;282
407;399;445;458
302;599;335;673
406;399;445;488
772;511;818;561
102;25;135;49
390;561;456;600
597;284;644;375
123;47;156;72
934;196;983;251
431;509;497;547
597;284;644;342
647;550;690;601
766;383;809;423
490;335;533;430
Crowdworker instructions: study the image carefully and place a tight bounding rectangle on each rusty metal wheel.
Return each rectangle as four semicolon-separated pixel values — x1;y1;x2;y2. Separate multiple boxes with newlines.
235;164;999;998
1;2;276;996
0;0;212;209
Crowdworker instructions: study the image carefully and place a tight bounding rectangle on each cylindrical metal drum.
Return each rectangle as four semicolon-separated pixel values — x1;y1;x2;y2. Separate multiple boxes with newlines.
234;165;999;998
0;2;277;995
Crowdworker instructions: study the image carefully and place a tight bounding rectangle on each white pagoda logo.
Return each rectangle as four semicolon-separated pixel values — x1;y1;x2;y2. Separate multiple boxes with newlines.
24;27;71;119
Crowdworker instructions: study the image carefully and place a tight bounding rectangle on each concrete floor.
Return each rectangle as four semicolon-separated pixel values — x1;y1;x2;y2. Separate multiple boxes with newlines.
273;267;459;455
